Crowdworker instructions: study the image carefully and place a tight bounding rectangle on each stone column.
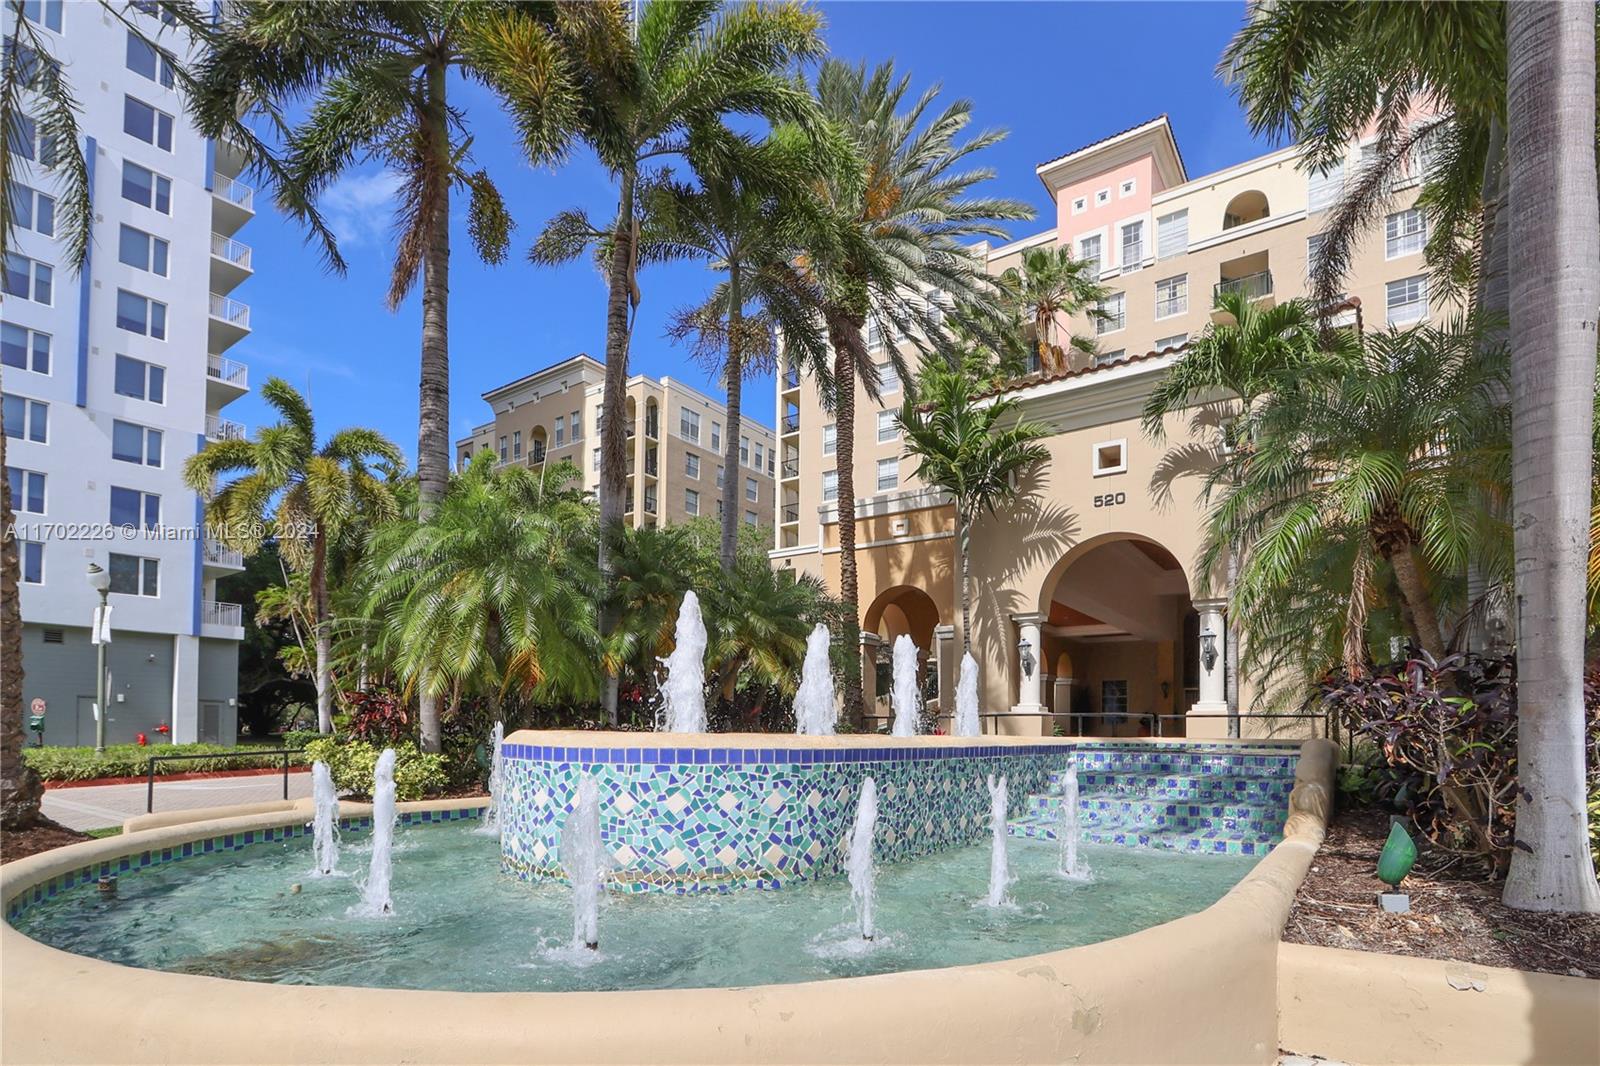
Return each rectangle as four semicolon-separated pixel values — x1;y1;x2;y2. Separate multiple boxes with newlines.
1190;598;1228;737
932;624;956;726
1009;612;1046;716
859;632;883;727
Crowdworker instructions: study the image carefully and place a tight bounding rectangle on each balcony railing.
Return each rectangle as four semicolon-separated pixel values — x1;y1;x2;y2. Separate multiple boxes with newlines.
783;367;801;389
212;172;254;212
644;456;658;477
643;494;658;515
207;353;248;388
203;540;244;568
783;413;800;434
645;419;659;440
201;600;243;628
1215;270;1274;302
782;458;799;478
209;293;251;329
530;444;546;464
210;232;252;268
205;414;245;442
782;504;799;523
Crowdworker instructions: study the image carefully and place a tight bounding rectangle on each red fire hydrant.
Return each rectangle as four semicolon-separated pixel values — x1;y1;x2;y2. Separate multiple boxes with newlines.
136;732;148;747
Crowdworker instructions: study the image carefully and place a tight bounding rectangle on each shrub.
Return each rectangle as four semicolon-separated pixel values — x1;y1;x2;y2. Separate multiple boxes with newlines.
300;738;446;802
23;743;307;782
343;688;414;746
281;729;323;751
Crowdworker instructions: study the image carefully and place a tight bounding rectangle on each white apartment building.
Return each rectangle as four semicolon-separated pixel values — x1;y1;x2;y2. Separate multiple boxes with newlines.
3;0;248;745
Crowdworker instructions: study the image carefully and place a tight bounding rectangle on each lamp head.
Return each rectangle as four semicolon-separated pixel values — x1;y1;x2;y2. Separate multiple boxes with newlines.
86;563;111;594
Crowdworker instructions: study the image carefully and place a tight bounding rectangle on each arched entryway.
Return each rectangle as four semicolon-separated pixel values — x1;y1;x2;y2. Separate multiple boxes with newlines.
862;585;945;726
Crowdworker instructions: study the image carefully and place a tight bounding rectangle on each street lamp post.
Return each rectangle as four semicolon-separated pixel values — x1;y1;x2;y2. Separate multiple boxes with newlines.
86;563;111;754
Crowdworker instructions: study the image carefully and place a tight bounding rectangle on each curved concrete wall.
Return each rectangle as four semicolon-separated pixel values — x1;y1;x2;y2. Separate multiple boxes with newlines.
2;739;1334;1065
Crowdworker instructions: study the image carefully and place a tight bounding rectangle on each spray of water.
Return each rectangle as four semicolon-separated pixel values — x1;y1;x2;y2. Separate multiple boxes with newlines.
476;721;506;838
661;591;708;733
349;748;397;917
1058;763;1092;882
846;777;879;940
953;653;981;737
310;761;340;877
563;775;605;949
794;624;836;736
889;635;921;737
984;774;1012;907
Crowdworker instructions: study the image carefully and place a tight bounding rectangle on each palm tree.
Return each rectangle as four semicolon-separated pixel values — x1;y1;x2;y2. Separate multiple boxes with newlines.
487;0;823;723
184;379;402;734
0;371;42;828
704;557;833;703
364;455;598;719
1500;1;1600;914
996;245;1108;374
899;356;1049;651
796;58;1032;719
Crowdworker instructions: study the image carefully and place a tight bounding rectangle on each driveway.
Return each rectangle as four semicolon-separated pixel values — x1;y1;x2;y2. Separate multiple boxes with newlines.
42;771;314;832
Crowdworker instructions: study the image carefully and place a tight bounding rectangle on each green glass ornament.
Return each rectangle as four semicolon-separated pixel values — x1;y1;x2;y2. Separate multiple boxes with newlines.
1376;821;1418;887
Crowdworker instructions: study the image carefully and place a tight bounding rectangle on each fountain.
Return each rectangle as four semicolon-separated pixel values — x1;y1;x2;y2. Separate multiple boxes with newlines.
661;590;708;733
309;761;340;876
845;777;879;940
1058;764;1092;882
984;774;1011;907
794;624;836;736
350;748;397;917
563;775;605;950
889;634;921;737
476;721;505;839
953;652;980;737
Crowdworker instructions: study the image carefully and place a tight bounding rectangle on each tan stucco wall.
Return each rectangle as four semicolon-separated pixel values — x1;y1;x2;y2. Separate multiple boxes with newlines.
3;739;1335;1065
1278;941;1600;1066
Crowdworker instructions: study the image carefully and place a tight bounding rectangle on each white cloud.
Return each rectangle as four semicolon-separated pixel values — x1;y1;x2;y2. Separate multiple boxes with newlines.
321;169;404;248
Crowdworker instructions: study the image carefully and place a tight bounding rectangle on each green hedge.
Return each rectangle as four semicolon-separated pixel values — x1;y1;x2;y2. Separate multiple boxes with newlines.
300;738;447;802
24;743;308;783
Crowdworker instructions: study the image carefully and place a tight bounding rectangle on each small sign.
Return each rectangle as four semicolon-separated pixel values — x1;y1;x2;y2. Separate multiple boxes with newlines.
29;697;45;716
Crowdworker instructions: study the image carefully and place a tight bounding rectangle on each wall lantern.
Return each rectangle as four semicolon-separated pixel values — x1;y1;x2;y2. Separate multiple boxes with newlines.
1018;637;1036;679
1199;625;1219;673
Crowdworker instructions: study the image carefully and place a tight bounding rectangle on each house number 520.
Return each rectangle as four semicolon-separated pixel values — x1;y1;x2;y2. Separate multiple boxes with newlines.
1093;492;1127;508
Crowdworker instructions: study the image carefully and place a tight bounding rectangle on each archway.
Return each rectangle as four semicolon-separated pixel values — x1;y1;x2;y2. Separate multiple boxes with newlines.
1222;190;1270;229
863;585;943;722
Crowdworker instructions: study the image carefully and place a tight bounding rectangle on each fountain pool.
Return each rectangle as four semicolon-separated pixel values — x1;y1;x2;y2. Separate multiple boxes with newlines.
9;817;1257;992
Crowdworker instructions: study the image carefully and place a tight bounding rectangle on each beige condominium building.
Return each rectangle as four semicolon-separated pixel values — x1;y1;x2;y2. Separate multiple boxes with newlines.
772;114;1436;737
457;354;778;531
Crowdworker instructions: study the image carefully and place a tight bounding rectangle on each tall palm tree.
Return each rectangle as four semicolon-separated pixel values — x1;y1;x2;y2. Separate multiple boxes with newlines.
996;244;1108;374
488;0;823;723
193;2;523;752
184;379;402;734
797;58;1032;719
0;371;42;828
899;356;1049;651
1501;1;1600;914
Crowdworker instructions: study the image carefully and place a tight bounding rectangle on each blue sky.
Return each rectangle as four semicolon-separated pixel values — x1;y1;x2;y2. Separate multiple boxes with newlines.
231;1;1280;461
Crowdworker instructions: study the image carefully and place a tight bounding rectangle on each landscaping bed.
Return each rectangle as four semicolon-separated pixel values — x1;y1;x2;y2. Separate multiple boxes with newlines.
1284;805;1600;978
23;742;307;783
0;820;92;863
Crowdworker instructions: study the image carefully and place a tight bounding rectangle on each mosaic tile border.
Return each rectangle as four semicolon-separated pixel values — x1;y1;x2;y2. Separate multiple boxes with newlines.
4;806;484;923
502;742;1067;765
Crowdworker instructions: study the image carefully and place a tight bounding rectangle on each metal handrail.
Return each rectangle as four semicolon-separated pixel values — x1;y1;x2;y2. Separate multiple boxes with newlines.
209;232;252;268
783;414;800;434
1215;270;1273;301
206;353;248;387
146;747;301;813
212;172;254;211
208;292;251;328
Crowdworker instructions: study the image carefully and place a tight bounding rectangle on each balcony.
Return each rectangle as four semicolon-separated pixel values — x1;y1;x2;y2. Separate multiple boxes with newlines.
206;353;249;409
202;540;245;573
782;458;799;479
644;418;659;440
782;413;800;435
782;503;799;524
205;414;245;443
782;366;801;391
644;452;658;478
211;172;254;233
1212;269;1275;322
643;493;658;516
209;293;251;352
209;232;253;293
201;599;244;638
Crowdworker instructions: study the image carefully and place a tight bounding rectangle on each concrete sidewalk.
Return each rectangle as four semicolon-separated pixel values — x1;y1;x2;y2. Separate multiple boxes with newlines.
42;771;314;831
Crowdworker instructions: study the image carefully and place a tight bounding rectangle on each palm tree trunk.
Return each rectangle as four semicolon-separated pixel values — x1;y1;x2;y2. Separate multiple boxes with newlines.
1;388;43;829
311;531;333;734
828;320;863;722
598;167;638;727
1502;0;1600;914
416;60;452;754
956;507;972;652
1224;549;1240;737
719;261;744;575
1386;542;1448;665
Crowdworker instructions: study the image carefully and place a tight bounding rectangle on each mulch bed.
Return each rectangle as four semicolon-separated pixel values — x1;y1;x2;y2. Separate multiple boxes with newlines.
0;819;93;863
1284;804;1600;978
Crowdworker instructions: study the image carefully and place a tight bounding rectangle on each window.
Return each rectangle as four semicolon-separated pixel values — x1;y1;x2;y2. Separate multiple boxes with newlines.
123;96;173;151
822;422;836;456
1071;196;1087;215
876;457;900;492
1155;333;1188;351
1076;232;1102;275
23;0;63;31
115;290;166;338
512;430;522;459
592;447;600;471
679;408;701;443
1119;178;1137;198
822;470;838;502
716;465;725;489
1;323;49;374
8;468;44;513
1386;275;1428;326
1092;349;1125;368
3;253;52;305
643;486;657;514
877;361;900;393
684;488;699;516
740;435;750;464
125;32;176;88
111;419;161;465
767;450;775;476
876;409;899;442
110;486;160;530
1101;680;1129;718
744;510;757;526
1306;233;1326;278
114;355;164;402
1156;209;1188;258
118;225;169;276
684;453;700;479
866;319;884;350
1096;292;1126;335
8;182;54;237
716;499;724;518
710;421;721;451
1385;208;1427;259
109;553;159;597
745;475;758;502
570;410;581;440
1095;187;1110;206
1307;160;1344;213
7;113;57;166
753;442;764;471
20;541;43;584
554;415;566;446
132;1;177;25
1119;220;1145;270
3;395;47;442
1154;273;1188;318
120;161;171;214
1092;438;1128;477
498;435;507;462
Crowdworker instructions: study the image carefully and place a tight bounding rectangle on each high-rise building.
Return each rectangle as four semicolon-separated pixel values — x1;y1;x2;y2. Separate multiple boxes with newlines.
457;354;778;531
4;0;248;745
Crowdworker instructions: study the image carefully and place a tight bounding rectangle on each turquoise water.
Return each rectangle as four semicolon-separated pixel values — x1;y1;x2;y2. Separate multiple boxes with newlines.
12;823;1258;992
